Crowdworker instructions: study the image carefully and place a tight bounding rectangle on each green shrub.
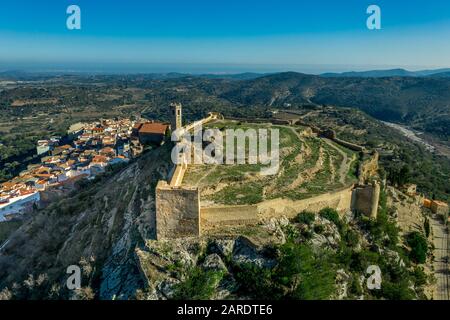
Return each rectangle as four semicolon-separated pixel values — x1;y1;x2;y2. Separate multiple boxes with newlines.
344;230;360;247
172;267;224;300
406;232;428;264
348;276;363;297
233;263;279;300
275;242;336;300
411;266;428;287
313;224;325;234
301;229;313;240
378;279;415;300
424;218;430;238
295;211;316;226
349;249;380;273
319;208;342;230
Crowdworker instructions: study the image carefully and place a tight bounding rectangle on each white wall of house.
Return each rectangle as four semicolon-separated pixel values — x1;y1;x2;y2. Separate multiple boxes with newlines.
57;174;69;182
68;168;91;178
37;145;50;155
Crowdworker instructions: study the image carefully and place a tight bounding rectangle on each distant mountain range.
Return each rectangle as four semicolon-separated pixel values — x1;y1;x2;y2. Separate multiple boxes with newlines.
321;68;450;78
0;70;266;81
430;71;450;78
2;68;450;81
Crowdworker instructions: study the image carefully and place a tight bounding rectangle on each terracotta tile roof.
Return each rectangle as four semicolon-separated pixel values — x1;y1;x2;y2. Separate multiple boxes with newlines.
1;182;16;190
19;189;35;196
432;200;448;207
139;122;169;135
35;173;53;178
100;147;115;153
36;168;50;174
92;155;108;163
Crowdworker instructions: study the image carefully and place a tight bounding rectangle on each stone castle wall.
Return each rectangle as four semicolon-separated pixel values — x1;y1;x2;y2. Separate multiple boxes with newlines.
333;138;365;152
201;205;259;230
257;186;354;219
169;163;187;187
201;185;354;230
226;117;292;126
155;181;200;240
319;129;365;152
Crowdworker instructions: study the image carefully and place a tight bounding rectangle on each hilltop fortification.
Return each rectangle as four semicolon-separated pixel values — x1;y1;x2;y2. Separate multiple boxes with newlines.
155;106;381;239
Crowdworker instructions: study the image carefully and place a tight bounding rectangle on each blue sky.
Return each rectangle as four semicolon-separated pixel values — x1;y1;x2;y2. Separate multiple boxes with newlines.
0;0;449;73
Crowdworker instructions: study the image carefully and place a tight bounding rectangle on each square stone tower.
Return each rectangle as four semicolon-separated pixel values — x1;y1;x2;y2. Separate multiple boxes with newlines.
170;103;182;131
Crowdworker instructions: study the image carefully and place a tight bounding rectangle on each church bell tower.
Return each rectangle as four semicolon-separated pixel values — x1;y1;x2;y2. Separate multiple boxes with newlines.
170;102;182;131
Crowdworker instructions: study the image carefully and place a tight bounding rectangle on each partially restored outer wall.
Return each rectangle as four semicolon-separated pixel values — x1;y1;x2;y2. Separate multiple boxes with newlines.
201;186;354;230
257;186;354;219
201;205;259;230
155;181;200;239
156;180;378;237
333;138;364;152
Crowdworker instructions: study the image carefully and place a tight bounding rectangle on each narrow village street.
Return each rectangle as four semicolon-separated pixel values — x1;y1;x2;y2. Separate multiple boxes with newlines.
431;214;449;300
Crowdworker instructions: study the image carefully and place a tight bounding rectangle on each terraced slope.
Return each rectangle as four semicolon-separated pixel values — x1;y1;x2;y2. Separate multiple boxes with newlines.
182;120;358;205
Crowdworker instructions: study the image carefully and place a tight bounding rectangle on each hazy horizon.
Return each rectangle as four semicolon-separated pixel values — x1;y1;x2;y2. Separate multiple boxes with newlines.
1;62;450;76
1;1;449;73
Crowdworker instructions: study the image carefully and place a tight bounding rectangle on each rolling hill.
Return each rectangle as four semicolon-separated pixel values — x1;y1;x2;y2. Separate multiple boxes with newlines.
321;68;450;78
215;72;450;141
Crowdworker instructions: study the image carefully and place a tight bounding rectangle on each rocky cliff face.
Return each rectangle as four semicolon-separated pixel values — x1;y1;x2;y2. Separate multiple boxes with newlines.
0;144;173;300
0;141;430;300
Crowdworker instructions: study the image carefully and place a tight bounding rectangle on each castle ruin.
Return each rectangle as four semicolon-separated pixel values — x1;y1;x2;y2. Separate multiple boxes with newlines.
155;105;381;240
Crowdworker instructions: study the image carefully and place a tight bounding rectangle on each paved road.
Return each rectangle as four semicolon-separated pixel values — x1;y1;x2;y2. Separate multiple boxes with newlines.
431;215;449;300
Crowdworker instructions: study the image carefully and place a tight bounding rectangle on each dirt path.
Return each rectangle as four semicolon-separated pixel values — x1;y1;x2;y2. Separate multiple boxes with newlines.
195;165;219;187
431;214;449;300
322;138;350;185
280;109;320;120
